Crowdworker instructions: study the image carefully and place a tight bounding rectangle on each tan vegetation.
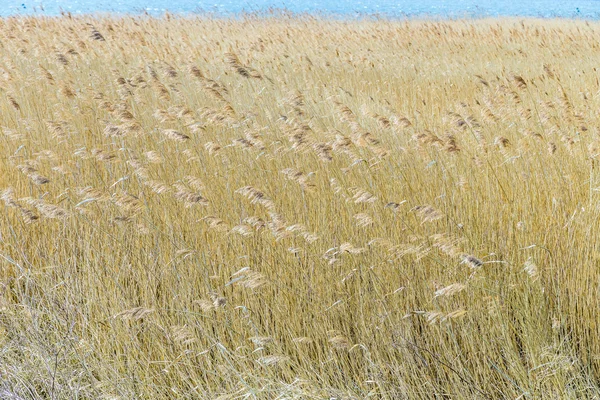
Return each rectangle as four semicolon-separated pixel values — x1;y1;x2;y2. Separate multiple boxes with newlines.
0;14;600;398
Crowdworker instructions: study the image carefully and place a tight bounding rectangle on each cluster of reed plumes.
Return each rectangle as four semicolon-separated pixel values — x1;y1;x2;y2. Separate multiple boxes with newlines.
2;13;600;399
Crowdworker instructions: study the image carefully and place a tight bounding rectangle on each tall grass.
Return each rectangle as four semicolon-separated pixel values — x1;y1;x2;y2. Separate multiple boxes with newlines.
0;14;599;398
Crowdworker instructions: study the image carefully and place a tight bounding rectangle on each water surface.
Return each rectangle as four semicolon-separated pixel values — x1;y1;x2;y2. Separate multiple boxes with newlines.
3;0;600;18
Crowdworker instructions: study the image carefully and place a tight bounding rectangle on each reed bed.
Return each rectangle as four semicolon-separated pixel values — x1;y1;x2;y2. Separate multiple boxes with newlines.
0;14;599;398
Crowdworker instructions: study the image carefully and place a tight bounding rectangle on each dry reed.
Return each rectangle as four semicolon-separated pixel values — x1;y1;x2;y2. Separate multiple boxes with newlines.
0;14;599;399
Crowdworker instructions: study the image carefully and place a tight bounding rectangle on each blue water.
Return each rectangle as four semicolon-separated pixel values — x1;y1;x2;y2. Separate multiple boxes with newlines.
3;0;600;18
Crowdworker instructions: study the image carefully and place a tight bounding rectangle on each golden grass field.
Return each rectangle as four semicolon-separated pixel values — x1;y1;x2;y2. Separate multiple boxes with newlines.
2;13;600;398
